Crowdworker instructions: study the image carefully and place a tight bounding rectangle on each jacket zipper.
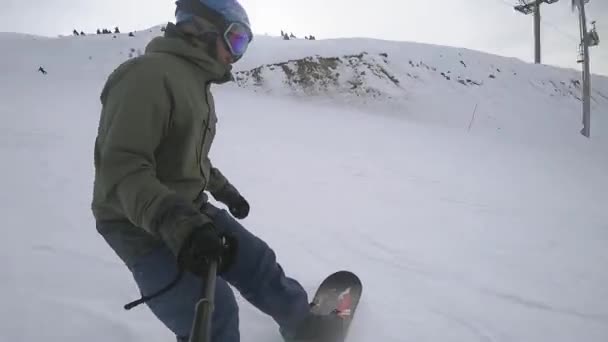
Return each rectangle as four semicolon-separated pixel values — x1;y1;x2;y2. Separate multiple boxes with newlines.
199;81;212;174
195;82;212;204
201;82;211;159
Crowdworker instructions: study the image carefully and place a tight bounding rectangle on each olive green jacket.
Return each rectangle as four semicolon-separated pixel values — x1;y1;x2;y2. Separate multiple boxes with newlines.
92;24;240;265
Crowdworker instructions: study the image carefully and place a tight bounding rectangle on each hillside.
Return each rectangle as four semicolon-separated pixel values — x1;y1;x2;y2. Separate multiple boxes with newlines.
1;26;607;342
5;26;608;144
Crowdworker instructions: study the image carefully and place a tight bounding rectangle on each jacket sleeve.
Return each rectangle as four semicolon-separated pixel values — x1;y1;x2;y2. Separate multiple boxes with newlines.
207;161;229;194
98;64;208;255
207;159;241;204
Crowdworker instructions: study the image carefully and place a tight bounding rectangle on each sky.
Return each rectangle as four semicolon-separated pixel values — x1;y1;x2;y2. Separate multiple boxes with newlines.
1;0;607;76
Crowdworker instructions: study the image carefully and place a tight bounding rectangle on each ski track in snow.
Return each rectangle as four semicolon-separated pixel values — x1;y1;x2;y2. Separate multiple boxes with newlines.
478;288;608;323
432;309;499;342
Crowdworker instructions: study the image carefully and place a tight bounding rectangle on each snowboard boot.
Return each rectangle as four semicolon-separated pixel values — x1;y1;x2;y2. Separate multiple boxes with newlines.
280;308;344;342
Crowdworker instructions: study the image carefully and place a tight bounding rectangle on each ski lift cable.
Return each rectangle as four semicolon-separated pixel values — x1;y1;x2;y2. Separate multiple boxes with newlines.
542;19;581;42
488;0;606;60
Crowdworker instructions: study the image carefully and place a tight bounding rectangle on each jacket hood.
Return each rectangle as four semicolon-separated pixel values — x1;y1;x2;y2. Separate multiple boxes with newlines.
145;22;233;84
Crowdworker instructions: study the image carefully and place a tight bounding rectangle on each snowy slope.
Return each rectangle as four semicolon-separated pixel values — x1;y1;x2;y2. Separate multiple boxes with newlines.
1;27;607;342
6;26;608;144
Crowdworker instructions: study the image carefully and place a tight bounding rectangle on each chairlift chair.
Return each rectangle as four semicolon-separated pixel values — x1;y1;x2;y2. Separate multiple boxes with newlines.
588;21;600;47
514;3;535;15
577;43;584;63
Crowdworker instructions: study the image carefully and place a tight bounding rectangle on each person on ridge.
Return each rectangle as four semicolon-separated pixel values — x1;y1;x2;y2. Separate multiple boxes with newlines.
91;0;341;341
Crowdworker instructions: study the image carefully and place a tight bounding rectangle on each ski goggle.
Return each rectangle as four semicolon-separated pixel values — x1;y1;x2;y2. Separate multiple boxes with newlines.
223;22;252;60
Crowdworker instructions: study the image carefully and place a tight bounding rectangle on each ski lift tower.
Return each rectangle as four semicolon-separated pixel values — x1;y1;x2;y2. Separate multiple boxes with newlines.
514;0;560;64
572;0;599;138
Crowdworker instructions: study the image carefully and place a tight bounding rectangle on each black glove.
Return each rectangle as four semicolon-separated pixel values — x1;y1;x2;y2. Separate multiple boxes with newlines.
228;195;250;219
177;223;238;276
212;184;250;219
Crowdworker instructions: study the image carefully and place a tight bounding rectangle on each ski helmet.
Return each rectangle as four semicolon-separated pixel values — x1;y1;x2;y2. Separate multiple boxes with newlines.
175;0;253;58
175;0;251;35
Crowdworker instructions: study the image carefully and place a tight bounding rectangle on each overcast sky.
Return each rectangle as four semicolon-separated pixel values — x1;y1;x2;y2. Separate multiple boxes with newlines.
2;0;607;75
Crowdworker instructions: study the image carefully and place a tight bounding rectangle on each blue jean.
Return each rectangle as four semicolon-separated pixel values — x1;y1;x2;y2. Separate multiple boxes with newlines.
124;204;310;341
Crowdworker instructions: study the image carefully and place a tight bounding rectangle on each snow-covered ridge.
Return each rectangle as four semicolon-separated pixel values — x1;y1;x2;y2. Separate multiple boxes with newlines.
235;52;403;100
1;24;607;140
234;48;608;107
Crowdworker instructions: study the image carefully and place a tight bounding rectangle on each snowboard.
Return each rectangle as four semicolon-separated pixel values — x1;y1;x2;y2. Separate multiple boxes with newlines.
309;270;362;342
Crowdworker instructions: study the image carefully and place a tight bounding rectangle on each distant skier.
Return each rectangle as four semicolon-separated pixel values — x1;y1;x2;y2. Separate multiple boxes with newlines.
38;66;47;75
91;0;341;341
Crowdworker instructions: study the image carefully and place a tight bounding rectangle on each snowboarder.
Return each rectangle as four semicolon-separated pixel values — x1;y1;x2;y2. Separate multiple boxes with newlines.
91;0;341;341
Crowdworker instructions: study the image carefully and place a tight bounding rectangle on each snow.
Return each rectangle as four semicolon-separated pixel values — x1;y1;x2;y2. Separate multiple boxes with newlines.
1;27;608;342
